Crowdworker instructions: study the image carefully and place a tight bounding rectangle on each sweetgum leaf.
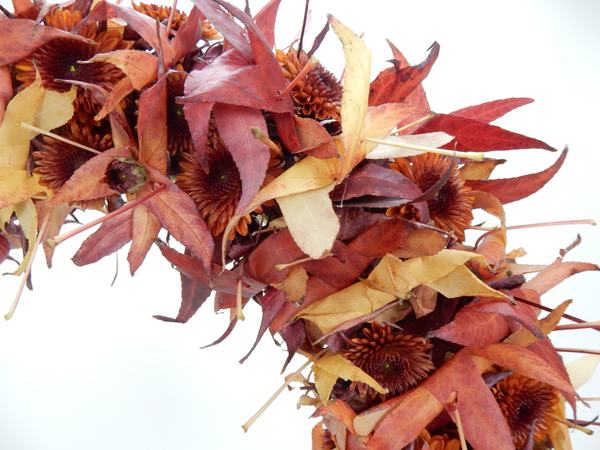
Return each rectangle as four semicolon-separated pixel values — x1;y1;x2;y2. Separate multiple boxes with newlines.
368;42;439;107
466;148;567;204
450;98;534;123
144;168;214;275
0;65;12;125
253;0;282;48
428;309;511;348
85;50;158;91
72;208;133;266
155;272;213;323
522;258;600;296
171;7;207;63
137;72;168;174
182;100;214;172
412;114;556;152
212;103;270;214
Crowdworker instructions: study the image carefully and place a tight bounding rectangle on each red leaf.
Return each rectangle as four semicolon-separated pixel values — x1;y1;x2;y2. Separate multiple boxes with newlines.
369;42;439;107
0;65;12;125
253;0;282;48
181;49;293;113
171;7;207;63
272;113;302;152
427;310;511;348
137;73;168;174
384;39;430;110
72;209;133;266
412;114;556;152
466;148;567;204
153;271;213;323
0;19;93;66
450;98;534;123
423;350;515;450
292;115;338;158
212;103;270;214
182;100;214;172
239;288;286;363
127;204;161;275
144;168;214;275
246;230;306;285
468;343;577;395
522;257;600;296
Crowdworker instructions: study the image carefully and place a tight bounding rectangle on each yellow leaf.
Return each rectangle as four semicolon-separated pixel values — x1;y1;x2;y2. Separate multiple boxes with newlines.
295;282;396;334
34;87;77;133
85;50;158;90
313;352;385;404
277;183;339;259
0;169;50;211
271;265;308;304
425;264;509;299
366;132;454;159
328;15;371;181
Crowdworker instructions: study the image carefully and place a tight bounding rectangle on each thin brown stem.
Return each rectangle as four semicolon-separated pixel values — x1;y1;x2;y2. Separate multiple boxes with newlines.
555;348;600;356
512;295;600;332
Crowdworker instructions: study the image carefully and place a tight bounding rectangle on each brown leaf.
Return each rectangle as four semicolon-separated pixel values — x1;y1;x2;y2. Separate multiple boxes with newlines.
459;159;506;181
466;148;567;204
144;168;214;275
72;208;133;266
137;72;168;174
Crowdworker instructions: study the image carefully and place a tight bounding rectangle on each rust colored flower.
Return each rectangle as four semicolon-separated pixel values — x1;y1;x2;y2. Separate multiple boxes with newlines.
491;372;559;448
345;322;435;399
166;70;192;157
276;48;342;121
14;8;131;124
416;430;461;450
33;123;113;192
177;124;253;239
386;153;474;241
102;158;148;194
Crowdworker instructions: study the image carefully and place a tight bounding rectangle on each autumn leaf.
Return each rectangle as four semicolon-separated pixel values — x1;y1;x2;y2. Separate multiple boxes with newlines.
128;204;161;275
450;98;534;123
137;73;168;174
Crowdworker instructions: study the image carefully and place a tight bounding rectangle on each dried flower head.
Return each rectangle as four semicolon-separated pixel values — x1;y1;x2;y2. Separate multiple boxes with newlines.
417;429;461;450
166;70;192;157
177;123;253;239
345;322;435;399
33;123;113;192
276;47;342;121
102;158;148;194
492;372;559;448
386;153;474;241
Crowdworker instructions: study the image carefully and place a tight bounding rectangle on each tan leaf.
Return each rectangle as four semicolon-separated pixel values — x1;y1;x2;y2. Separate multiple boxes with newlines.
271;265;308;303
566;355;600;390
277;183;339;259
366;132;454;159
85;50;158;90
425;264;509;299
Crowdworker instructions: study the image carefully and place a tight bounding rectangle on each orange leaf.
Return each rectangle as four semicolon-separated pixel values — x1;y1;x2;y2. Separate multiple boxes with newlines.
128;204;161;275
138;73;168;174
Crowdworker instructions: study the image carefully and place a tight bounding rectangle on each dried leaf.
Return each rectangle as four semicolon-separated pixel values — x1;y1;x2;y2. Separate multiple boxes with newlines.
137;73;168;174
128;204;161;275
366;132;454;159
450;98;534;123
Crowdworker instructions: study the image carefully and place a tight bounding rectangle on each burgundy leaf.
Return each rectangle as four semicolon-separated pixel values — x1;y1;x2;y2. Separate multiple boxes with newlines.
466;148;567;204
153;272;212;323
450;98;534;123
278;320;305;373
171;7;207;63
182;100;214;173
239;288;286;364
253;0;282;49
138;72;168;174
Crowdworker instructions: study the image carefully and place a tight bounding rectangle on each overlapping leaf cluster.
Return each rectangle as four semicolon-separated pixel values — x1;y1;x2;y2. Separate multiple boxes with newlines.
0;1;598;449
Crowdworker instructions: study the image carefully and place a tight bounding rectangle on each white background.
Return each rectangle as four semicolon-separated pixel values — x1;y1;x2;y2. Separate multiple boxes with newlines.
1;1;599;449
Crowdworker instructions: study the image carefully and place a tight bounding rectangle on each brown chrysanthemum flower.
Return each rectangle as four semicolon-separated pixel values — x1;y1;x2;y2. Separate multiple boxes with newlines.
102;158;148;194
33;123;113;192
166;70;192;157
276;48;342;121
345;322;435;399
492;372;559;448
177;124;253;239
386;153;474;241
14;8;131;124
416;430;461;450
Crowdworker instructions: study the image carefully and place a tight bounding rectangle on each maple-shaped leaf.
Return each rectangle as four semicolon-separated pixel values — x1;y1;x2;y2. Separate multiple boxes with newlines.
466;148;567;204
127;203;161;275
411;113;556;152
171;7;208;63
137;72;168;174
368;41;439;107
143;168;214;275
154;271;213;324
450;97;535;123
522;256;600;296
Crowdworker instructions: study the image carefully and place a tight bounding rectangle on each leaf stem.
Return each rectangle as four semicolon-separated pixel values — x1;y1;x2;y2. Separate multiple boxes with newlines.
5;207;52;320
19;122;102;155
555;348;600;356
554;321;600;331
359;136;484;161
47;184;166;248
242;348;327;433
549;414;593;435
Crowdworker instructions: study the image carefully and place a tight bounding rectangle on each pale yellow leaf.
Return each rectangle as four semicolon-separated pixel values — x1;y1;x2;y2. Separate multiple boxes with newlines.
0;169;51;211
313;353;385;405
425;264;509;299
0;205;14;234
401;249;492;285
34;87;77;133
328;15;371;181
565;355;600;390
277;183;339;259
366;132;454;159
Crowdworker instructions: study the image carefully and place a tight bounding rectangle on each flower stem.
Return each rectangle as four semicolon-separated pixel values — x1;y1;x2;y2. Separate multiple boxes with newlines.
359;136;484;161
275;55;318;101
555;348;600;356
47;184;166;248
549;414;594;435
505;219;596;231
554;321;600;331
5;207;52;320
249;127;283;157
19;122;102;155
242;348;327;432
391;113;437;134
